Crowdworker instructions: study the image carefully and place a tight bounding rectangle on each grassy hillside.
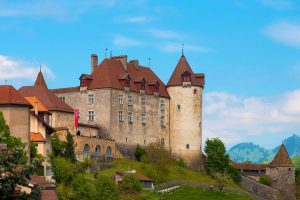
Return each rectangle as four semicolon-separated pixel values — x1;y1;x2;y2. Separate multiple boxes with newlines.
293;156;300;169
100;159;214;184
159;186;253;200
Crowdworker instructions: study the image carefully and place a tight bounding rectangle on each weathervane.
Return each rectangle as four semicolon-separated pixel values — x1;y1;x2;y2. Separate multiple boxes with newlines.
181;43;184;56
148;58;151;67
105;48;108;58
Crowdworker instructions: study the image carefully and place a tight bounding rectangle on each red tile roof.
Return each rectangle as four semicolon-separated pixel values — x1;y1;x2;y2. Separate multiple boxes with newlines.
269;144;294;167
25;97;49;113
0;85;32;107
52;57;170;98
19;71;74;113
30;132;45;142
167;55;205;87
231;162;268;171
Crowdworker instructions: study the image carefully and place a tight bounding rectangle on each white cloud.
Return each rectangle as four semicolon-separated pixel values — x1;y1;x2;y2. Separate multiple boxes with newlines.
0;54;54;84
260;0;292;9
203;90;300;146
264;21;300;48
160;43;209;53
113;36;141;48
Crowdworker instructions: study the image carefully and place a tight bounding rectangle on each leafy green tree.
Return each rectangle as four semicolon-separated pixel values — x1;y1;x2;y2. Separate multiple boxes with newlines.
71;174;96;200
135;144;146;161
121;174;143;192
205;138;241;183
65;132;77;163
51;157;74;184
95;175;119;200
205;138;230;173
0;111;40;199
212;171;233;191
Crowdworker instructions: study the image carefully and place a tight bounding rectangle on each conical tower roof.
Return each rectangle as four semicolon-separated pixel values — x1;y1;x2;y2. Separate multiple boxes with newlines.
167;55;205;87
34;70;48;89
269;144;294;167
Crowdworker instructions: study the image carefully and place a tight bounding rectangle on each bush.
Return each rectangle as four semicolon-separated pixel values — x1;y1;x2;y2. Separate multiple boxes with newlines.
212;171;233;191
95;175;119;200
71;174;97;200
259;175;272;186
121;174;143;192
57;183;74;200
175;158;186;174
135;144;146;161
52;157;74;184
295;168;300;184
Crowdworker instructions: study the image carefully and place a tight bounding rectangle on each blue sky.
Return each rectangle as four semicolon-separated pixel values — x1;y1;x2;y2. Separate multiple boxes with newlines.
1;0;300;149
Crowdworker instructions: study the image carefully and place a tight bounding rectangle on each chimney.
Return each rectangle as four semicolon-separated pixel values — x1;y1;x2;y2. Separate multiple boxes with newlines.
91;54;98;73
129;59;139;70
111;55;128;71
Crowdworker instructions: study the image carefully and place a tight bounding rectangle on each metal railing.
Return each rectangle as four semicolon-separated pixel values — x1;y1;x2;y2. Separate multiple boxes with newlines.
76;151;114;163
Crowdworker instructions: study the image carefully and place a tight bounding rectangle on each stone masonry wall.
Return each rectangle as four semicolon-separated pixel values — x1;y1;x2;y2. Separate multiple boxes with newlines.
240;176;282;200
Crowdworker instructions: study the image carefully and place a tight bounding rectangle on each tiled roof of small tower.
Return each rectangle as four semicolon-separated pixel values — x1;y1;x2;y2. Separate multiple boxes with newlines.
52;57;170;98
19;71;74;113
269;144;294;167
167;55;205;87
0;85;32;107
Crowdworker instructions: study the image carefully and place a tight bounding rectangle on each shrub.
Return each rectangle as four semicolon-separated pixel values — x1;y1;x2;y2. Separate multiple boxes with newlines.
57;183;74;200
135;144;146;161
65;132;77;163
52;157;74;184
121;174;143;192
295;168;300;184
259;175;272;186
71;174;96;200
175;158;186;174
212;171;233;191
95;175;119;200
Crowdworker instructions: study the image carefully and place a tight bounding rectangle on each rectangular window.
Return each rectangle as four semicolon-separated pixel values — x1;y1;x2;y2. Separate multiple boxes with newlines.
141;113;146;124
141;97;146;108
186;144;190;149
160;116;165;127
176;104;181;111
118;111;124;122
119;94;123;105
128;112;133;123
160;99;165;111
88;94;94;104
128;96;133;106
60;96;66;102
88;111;94;121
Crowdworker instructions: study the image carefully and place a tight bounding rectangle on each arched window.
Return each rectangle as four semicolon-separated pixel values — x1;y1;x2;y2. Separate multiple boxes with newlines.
95;145;101;155
83;144;90;155
106;147;112;156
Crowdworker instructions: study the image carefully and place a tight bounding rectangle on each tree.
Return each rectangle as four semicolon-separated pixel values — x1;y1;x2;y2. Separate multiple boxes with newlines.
52;157;74;184
71;174;96;200
204;138;241;183
51;133;65;157
95;175;119;200
205;138;230;173
65;132;77;163
212;171;233;191
135;144;146;162
0;111;40;199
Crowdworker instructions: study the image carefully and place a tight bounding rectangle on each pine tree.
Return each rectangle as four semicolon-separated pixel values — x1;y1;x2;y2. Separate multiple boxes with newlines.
65;132;77;163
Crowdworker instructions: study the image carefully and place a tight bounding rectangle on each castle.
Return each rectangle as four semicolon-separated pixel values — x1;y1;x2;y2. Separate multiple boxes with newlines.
51;53;205;169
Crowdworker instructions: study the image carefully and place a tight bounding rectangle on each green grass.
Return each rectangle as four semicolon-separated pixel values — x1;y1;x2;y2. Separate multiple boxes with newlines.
99;158;214;184
159;186;253;200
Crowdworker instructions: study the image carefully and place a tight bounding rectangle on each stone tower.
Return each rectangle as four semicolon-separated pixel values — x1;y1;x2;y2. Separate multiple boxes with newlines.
167;55;205;170
266;144;296;200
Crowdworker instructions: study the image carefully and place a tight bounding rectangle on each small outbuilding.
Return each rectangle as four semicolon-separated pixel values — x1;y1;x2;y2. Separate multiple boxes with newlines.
114;170;154;190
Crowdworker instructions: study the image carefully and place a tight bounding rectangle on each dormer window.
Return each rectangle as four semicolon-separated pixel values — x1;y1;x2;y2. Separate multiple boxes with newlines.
140;79;146;90
125;79;130;87
154;82;159;93
80;78;88;87
182;71;191;82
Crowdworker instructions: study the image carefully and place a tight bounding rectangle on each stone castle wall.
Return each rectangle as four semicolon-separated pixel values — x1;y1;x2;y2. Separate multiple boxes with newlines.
167;86;203;170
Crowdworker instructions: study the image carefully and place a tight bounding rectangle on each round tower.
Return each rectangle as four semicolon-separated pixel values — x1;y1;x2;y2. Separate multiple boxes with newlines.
167;55;205;170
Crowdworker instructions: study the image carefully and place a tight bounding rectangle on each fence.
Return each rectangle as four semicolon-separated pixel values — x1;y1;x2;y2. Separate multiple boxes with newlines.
76;151;114;163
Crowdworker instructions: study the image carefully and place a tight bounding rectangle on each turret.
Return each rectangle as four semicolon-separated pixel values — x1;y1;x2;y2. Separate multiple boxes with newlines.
167;55;205;170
